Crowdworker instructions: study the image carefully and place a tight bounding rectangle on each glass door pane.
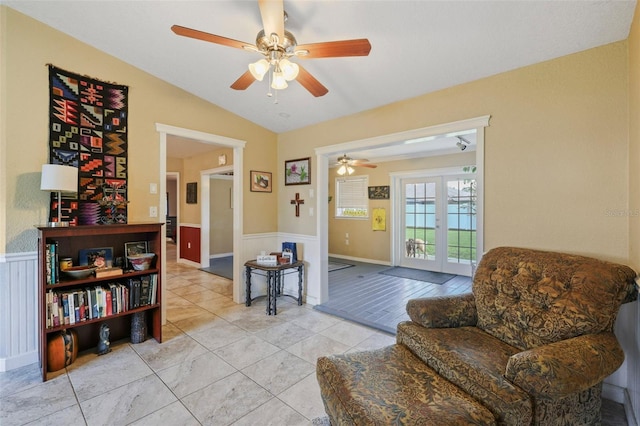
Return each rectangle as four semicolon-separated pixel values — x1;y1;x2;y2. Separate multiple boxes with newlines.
401;178;441;271
444;176;476;275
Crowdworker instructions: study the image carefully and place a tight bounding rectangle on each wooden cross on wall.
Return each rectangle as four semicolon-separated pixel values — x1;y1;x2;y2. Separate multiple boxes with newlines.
291;193;304;217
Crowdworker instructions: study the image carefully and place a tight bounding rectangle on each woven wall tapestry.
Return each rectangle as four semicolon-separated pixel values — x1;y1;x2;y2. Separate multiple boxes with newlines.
48;65;128;225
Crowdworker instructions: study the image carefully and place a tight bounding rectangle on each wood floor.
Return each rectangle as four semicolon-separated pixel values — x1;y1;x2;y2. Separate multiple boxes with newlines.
316;258;471;334
316;257;630;426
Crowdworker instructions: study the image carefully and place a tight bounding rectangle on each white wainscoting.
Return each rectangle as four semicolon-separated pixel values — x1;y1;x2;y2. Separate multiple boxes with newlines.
0;252;39;372
241;233;320;306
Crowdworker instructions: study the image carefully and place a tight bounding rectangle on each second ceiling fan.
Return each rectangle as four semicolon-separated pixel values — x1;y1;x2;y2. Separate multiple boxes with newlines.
171;0;371;97
336;154;377;175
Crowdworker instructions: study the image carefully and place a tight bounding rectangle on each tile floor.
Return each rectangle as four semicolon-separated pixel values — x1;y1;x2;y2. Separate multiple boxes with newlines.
0;258;395;425
0;250;629;425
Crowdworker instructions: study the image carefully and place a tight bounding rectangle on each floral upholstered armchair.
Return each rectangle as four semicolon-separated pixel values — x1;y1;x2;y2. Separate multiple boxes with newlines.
397;247;637;424
317;247;637;425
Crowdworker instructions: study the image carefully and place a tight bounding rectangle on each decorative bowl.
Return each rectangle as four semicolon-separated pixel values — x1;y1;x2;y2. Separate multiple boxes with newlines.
62;265;97;280
127;253;155;271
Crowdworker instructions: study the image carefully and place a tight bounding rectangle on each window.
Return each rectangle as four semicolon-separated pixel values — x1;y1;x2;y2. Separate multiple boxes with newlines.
336;176;369;218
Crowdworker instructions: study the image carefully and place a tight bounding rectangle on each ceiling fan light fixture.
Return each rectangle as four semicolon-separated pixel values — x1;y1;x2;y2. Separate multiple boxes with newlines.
347;166;355;175
337;164;347;175
279;58;299;81
271;69;288;90
249;59;270;81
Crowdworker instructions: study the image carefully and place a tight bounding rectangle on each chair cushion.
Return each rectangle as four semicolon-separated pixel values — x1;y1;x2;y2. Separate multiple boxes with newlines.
397;321;532;425
317;344;496;425
473;247;637;350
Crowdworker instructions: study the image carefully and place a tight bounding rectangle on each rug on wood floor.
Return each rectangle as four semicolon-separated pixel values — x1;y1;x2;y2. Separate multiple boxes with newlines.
328;261;354;272
379;267;456;284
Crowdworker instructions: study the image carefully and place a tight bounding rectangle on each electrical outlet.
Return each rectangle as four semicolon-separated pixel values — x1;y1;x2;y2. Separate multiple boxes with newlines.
149;183;157;194
149;206;158;217
345;233;349;239
345;239;349;245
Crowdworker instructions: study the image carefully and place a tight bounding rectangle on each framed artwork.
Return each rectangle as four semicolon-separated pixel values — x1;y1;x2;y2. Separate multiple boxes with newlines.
250;170;272;192
285;157;311;185
124;241;148;269
368;185;390;199
186;182;197;204
79;247;113;268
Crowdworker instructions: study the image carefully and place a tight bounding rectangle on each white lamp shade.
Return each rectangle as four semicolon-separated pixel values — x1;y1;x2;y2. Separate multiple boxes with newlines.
40;164;78;193
279;59;299;81
271;71;288;90
249;59;270;81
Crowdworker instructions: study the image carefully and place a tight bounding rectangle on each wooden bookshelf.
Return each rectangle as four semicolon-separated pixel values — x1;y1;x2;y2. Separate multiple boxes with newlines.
37;223;163;381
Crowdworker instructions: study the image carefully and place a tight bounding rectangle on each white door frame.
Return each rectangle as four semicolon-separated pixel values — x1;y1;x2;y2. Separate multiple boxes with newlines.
156;124;246;310
314;116;490;305
166;171;180;260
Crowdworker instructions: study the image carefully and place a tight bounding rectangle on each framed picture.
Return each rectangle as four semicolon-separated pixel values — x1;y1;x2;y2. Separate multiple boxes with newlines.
250;170;272;192
285;157;311;185
79;247;113;268
186;182;197;204
124;241;148;269
368;185;390;199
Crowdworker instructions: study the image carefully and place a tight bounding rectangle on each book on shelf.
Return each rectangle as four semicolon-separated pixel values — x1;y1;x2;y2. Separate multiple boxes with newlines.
44;276;159;329
45;241;60;284
68;292;76;325
140;276;151;306
95;267;124;278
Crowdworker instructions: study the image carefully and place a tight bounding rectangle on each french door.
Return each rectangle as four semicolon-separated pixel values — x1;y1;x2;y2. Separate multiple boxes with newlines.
399;174;476;276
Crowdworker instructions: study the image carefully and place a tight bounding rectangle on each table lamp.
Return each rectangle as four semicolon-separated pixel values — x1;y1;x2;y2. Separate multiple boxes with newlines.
41;164;78;227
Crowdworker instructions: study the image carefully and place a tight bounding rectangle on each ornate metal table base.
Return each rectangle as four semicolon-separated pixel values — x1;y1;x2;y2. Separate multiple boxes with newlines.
245;260;304;315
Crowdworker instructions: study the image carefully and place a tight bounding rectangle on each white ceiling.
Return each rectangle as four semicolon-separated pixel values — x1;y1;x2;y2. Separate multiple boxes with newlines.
5;0;636;160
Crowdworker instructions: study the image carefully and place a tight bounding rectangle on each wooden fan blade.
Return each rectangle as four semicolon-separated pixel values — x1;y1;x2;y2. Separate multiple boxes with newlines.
296;65;328;97
355;163;377;168
171;25;252;50
350;159;370;164
258;0;284;41
230;70;256;90
296;39;371;58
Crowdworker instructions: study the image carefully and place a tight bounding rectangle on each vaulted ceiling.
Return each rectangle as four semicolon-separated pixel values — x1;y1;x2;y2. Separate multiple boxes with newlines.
6;0;636;137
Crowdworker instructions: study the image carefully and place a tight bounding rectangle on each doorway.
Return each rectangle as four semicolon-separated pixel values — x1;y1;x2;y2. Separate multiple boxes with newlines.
313;115;489;305
156;123;246;306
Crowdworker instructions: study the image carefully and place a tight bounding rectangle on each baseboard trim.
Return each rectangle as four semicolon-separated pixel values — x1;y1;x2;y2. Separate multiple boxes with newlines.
0;351;38;372
328;253;390;266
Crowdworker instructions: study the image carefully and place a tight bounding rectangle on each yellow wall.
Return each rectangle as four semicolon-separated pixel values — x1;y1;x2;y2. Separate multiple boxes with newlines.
629;0;640;273
626;2;640;419
0;7;278;253
179;147;233;224
279;40;630;264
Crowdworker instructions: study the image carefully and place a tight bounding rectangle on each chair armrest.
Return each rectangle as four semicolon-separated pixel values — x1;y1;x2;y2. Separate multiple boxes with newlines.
406;293;477;328
505;332;624;398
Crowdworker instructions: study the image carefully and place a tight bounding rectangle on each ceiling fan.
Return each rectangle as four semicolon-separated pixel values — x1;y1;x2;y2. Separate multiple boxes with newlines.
171;0;371;97
336;154;377;175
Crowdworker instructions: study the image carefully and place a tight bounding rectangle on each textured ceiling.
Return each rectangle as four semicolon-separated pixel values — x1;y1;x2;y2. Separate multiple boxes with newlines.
6;0;636;137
